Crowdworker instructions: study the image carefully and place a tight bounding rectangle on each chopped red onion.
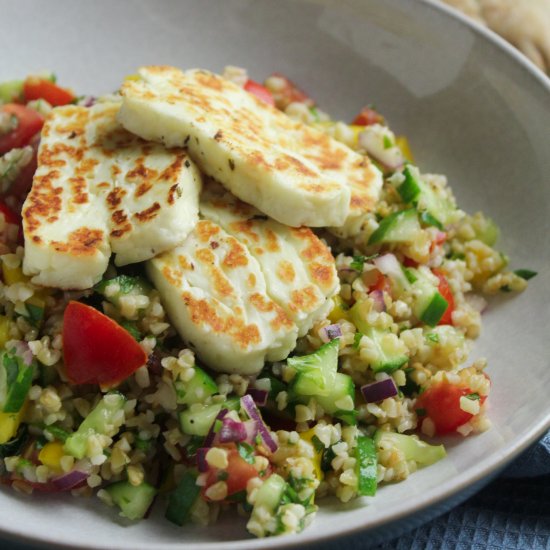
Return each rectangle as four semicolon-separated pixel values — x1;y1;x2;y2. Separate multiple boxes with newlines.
240;395;278;453
369;290;386;312
374;253;400;277
361;378;398;403
243;419;259;444
10;341;33;367
203;408;229;448
196;448;209;472
218;417;248;443
51;470;89;491
246;388;269;407
358;128;405;172
319;324;342;343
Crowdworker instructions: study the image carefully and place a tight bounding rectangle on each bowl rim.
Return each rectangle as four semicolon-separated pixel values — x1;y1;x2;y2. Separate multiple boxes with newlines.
1;1;549;549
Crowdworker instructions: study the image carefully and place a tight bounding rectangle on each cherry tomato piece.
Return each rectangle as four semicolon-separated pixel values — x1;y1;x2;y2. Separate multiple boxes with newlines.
352;105;384;126
243;79;275;106
0;104;43;155
432;269;455;325
23;77;75;107
63;301;147;386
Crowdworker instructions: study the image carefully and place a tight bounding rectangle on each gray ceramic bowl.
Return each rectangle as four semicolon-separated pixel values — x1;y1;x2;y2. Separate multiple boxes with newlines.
1;0;549;548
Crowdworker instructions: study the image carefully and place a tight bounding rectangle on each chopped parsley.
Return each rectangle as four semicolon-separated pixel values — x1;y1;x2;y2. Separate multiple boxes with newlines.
350;255;366;272
383;135;393;149
425;332;440;344
466;393;480;401
353;332;363;349
514;269;537;281
236;442;255;465
311;435;325;454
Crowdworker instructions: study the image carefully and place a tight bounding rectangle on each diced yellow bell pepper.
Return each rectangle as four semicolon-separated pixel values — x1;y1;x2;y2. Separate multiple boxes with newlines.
300;428;324;481
38;441;65;471
350;124;364;146
0;315;11;349
0;402;26;444
1;263;28;286
328;296;349;324
395;136;414;163
124;74;140;81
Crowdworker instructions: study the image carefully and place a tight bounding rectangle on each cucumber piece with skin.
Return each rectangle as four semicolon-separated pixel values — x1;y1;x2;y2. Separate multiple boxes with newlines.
409;268;448;327
254;474;286;512
356;435;377;496
350;302;408;373
104;480;157;520
398;166;456;227
368;209;421;245
314;372;356;425
374;430;446;466
165;471;201;525
94;275;152;309
64;392;126;459
175;366;218;406
287;339;339;397
179;402;223;436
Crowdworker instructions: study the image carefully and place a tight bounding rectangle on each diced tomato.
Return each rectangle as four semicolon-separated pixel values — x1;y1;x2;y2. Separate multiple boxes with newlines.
204;445;267;500
369;272;391;294
416;381;486;435
0;104;44;155
432;268;455;325
402;256;418;268
63;301;147;386
0;202;20;226
268;73;314;109
429;231;447;254
243;79;275;106
23;77;74;107
352;105;384;127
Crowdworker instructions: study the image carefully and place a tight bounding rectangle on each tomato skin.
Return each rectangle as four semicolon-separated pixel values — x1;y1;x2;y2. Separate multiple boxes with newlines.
0;202;20;226
243;79;275;106
63;301;147;386
0;104;44;155
23;78;74;107
203;445;269;500
416;382;474;435
432;269;455;325
267;73;314;109
352;105;384;126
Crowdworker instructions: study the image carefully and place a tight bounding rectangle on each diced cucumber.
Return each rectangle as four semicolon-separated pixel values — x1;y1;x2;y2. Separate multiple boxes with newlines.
175;366;218;406
0;80;24;103
0;349;36;414
409;268;448;327
287;339;339;397
350;303;408;373
474;216;500;246
374;430;446;466
64;392;126;459
315;372;356;425
179;402;223;436
398;166;456;227
95;275;152;309
254;474;286;512
165;471;201;525
356;435;377;496
368;209;421;245
104;480;157;520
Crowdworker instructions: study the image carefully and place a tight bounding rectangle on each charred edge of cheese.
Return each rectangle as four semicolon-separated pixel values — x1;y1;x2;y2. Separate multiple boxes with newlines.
147;220;298;375
118;66;382;228
200;180;340;336
22;102;202;289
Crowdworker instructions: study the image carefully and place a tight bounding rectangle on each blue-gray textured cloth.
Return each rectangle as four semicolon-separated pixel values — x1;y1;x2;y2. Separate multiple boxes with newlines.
327;431;550;550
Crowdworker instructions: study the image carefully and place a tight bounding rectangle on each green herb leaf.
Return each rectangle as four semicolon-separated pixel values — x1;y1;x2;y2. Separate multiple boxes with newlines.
236;442;255;465
383;135;393;149
466;393;480;401
44;424;70;442
353;332;363;349
120;320;141;341
425;333;440;344
350;255;366;272
419;210;444;230
311;435;325;454
500;285;512;293
514;269;537;281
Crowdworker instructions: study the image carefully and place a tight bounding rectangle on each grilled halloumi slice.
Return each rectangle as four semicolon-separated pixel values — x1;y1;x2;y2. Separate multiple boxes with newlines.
147;220;298;375
118;66;382;229
22;101;201;289
200;181;339;336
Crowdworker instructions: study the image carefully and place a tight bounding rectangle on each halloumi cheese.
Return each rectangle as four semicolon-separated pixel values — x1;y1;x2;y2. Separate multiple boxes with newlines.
146;220;298;375
200;180;339;336
22;101;202;289
118;66;381;229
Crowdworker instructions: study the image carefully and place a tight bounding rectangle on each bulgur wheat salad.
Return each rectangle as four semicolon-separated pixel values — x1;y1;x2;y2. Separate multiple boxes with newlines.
0;67;536;538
